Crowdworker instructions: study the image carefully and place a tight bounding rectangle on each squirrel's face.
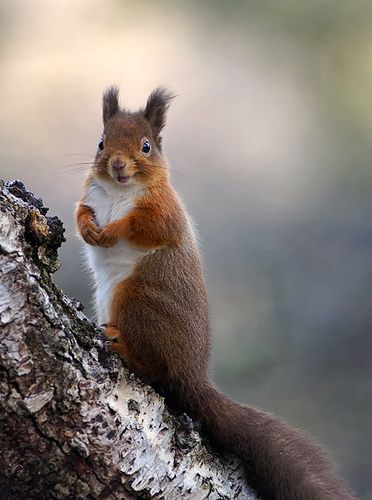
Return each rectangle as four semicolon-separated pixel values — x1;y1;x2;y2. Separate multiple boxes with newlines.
93;86;174;188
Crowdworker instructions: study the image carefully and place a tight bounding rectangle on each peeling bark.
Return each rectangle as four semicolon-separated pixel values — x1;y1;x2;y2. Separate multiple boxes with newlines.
0;180;255;499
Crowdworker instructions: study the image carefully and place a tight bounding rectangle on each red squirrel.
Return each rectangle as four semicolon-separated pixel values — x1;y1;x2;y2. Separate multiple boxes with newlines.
76;86;355;500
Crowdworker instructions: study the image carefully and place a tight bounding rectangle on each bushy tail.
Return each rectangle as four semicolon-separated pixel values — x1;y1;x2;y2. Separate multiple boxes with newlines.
167;378;355;500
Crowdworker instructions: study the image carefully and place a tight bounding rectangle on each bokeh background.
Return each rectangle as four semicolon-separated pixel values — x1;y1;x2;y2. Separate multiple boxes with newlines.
0;0;371;496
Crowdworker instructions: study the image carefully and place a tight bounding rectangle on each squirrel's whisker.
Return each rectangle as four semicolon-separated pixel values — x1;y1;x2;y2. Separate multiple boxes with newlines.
62;153;95;157
61;162;93;168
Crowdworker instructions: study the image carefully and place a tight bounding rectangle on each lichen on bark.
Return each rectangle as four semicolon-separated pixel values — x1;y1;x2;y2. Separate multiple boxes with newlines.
0;180;255;499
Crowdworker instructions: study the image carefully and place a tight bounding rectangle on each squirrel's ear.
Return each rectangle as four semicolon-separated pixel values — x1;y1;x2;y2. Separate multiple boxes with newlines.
103;86;119;124
145;87;174;140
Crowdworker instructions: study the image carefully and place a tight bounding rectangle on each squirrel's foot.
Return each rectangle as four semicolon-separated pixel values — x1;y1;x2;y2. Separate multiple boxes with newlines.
108;336;147;375
101;323;120;339
100;324;148;375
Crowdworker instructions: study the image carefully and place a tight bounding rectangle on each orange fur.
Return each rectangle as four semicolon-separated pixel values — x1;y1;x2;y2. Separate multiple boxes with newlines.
104;325;120;339
98;180;184;249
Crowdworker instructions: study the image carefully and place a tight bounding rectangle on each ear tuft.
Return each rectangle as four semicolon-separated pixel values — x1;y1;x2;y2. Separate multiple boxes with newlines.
145;87;175;138
103;86;120;124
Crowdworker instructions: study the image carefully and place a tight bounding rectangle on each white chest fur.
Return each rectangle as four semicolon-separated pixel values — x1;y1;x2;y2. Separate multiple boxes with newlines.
83;179;146;324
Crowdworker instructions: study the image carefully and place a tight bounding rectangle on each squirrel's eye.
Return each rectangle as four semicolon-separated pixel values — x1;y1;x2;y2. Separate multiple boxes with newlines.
98;138;104;150
142;139;151;155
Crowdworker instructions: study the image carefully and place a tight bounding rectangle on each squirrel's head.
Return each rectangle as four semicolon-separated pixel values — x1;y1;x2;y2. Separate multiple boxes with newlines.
94;85;174;188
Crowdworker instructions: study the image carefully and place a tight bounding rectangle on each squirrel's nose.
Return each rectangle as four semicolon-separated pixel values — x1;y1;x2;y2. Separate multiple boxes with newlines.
112;159;125;171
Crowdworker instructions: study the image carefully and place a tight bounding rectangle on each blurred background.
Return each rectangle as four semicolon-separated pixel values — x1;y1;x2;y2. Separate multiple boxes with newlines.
0;0;371;496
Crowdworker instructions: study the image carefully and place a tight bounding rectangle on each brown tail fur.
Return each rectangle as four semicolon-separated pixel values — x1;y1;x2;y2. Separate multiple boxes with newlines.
166;378;355;500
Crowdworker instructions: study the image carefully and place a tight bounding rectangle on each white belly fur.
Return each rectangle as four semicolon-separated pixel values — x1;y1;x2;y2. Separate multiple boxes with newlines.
83;178;147;324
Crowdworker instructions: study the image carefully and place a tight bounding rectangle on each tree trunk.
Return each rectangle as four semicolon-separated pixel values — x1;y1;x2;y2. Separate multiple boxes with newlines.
0;180;255;499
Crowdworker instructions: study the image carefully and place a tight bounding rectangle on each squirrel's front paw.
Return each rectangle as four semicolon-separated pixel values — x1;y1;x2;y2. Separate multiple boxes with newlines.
80;221;101;246
98;225;119;247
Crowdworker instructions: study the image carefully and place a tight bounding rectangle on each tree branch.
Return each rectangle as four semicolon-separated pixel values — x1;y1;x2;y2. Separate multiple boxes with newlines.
0;180;255;499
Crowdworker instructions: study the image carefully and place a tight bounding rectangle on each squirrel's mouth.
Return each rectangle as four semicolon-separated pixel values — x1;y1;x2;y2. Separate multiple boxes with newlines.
117;174;130;184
